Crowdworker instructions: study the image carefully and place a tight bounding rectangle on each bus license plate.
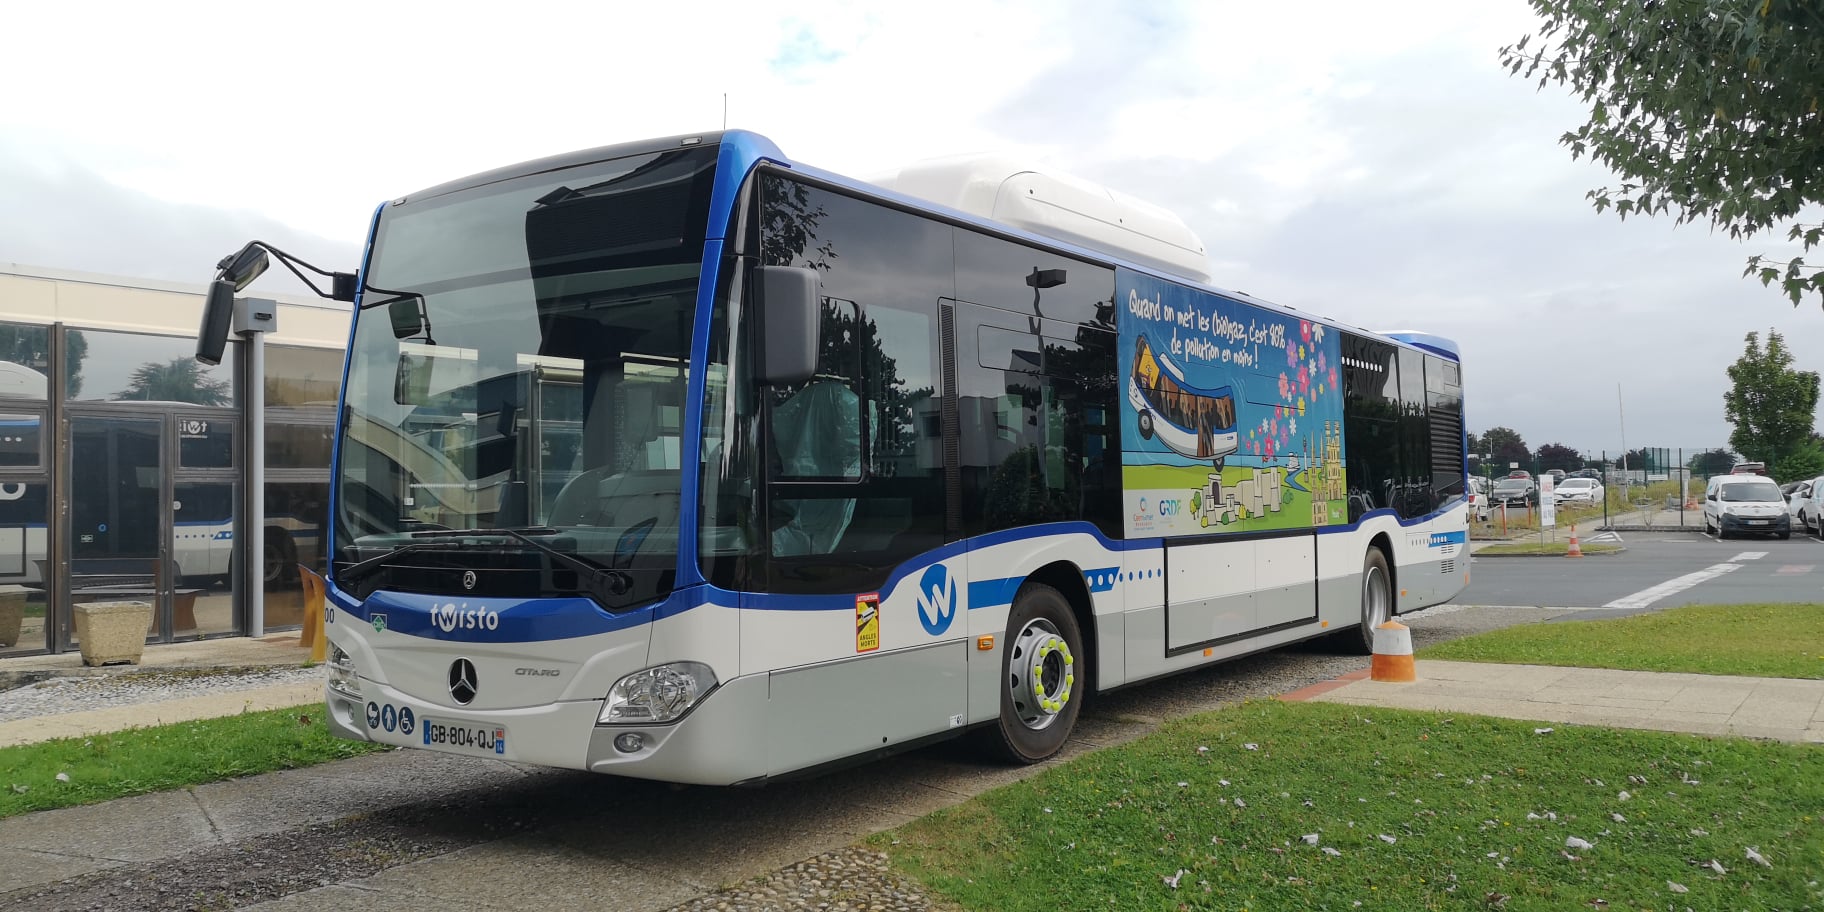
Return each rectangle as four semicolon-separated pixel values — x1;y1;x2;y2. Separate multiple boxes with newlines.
421;718;508;756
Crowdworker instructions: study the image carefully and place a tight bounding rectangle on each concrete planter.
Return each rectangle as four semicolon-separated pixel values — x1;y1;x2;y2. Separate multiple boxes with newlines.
0;589;23;647
74;600;152;666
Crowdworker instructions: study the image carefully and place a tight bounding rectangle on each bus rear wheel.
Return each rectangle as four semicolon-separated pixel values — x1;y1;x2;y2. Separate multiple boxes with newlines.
1339;547;1392;655
978;583;1084;764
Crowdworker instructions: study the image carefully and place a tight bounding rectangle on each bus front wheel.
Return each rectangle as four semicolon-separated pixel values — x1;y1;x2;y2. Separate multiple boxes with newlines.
1138;411;1155;440
979;583;1084;765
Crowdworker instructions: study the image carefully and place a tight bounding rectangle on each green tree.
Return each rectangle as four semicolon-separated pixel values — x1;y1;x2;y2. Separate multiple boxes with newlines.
1773;441;1824;483
1502;1;1824;307
1723;329;1820;464
1479;426;1531;472
1687;447;1737;476
1535;442;1585;471
115;358;231;405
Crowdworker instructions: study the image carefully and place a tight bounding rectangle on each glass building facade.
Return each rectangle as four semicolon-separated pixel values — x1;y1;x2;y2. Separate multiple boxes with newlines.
0;265;348;657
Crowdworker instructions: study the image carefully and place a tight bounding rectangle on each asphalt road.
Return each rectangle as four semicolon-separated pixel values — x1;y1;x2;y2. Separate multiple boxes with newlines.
1465;530;1822;618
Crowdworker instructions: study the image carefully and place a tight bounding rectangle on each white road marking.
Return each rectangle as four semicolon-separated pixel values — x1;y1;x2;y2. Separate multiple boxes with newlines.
1601;562;1742;611
1730;552;1768;561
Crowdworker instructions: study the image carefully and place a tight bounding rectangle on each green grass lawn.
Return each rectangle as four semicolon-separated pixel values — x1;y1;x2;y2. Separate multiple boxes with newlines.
877;701;1823;912
1;706;387;818
1418;603;1824;679
1474;542;1623;556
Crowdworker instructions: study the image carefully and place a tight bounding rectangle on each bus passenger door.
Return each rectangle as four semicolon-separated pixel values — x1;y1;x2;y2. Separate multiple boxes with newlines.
1164;538;1254;651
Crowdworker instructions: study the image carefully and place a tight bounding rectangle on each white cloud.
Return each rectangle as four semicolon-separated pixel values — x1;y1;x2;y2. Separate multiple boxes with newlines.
3;0;1822;451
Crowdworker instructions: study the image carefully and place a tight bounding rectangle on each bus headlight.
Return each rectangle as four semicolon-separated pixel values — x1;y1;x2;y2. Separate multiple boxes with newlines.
327;644;361;699
598;662;717;724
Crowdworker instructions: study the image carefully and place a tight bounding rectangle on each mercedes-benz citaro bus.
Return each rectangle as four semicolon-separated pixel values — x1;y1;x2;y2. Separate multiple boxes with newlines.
319;131;1469;785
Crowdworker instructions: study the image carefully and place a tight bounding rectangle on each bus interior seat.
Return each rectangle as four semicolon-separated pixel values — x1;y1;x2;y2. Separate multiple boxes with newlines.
548;467;680;535
771;380;860;556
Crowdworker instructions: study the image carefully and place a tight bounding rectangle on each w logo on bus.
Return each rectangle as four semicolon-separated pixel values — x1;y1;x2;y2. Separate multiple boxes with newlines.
915;563;958;636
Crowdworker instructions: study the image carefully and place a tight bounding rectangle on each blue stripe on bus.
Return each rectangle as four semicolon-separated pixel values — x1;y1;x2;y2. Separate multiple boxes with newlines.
968;577;1023;610
322;499;1469;642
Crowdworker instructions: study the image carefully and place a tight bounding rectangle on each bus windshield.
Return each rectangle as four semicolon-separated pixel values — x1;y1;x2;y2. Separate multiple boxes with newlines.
334;145;719;608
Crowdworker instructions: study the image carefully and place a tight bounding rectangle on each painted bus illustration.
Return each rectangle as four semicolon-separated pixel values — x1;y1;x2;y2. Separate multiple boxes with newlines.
1128;333;1238;468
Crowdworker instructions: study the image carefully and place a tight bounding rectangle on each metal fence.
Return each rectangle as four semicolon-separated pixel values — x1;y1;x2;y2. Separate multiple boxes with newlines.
1469;446;1739;532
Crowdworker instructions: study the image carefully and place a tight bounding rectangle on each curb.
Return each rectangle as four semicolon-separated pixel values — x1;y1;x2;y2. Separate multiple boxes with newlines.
1470;548;1626;558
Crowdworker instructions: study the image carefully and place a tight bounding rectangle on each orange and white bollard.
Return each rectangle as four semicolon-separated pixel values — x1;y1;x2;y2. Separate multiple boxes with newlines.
1565;523;1583;558
1370;620;1416;682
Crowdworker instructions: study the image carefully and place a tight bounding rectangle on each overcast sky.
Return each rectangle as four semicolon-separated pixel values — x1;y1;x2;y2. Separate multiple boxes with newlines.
2;0;1818;458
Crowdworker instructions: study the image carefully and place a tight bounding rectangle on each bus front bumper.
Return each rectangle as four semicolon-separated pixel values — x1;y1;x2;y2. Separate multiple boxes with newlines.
325;672;772;786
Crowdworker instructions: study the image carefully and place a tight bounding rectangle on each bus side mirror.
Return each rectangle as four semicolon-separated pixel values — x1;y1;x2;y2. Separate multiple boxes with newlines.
195;278;236;366
389;297;425;339
754;265;820;386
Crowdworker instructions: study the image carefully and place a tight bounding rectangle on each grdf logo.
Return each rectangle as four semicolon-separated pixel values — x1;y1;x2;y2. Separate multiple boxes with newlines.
915;563;958;636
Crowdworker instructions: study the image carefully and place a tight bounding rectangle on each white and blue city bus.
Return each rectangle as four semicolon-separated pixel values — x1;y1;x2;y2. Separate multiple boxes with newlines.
308;131;1468;784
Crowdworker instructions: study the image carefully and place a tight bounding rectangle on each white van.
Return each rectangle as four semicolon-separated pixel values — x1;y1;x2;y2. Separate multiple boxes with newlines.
1703;474;1791;540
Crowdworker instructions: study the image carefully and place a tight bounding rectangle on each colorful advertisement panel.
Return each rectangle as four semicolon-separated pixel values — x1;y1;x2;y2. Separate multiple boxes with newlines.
1116;268;1346;538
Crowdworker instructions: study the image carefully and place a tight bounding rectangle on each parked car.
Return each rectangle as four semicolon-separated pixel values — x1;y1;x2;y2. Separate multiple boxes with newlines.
1491;477;1536;506
1703;474;1790;539
1568;468;1602;480
1551;477;1604;504
1730;462;1767;475
1797;474;1824;536
1468;477;1492;520
1783;479;1813;519
1545;469;1567;485
1506;470;1533;480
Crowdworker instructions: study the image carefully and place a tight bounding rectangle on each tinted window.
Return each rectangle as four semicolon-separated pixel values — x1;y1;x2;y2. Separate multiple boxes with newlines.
1396;348;1432;519
760;176;952;594
1426;355;1464;503
1341;333;1399;522
956;234;1116;331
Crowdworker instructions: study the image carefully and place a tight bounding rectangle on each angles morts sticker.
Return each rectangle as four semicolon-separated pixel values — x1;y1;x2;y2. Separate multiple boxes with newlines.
856;592;880;653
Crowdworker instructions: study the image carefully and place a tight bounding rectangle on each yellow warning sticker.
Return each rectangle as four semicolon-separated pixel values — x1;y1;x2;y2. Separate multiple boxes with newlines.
856;592;880;653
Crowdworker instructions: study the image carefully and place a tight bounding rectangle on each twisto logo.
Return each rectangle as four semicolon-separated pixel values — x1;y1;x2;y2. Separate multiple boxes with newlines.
915;564;958;636
434;602;501;633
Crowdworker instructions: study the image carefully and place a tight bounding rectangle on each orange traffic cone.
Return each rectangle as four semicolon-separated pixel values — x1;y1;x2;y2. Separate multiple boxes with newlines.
1370;620;1416;682
1565;523;1583;558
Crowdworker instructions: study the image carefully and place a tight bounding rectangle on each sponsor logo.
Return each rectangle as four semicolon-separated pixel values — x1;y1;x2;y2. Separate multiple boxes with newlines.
514;667;560;677
915;563;958;636
448;658;479;705
1156;498;1184;516
371;614;387;634
433;602;501;633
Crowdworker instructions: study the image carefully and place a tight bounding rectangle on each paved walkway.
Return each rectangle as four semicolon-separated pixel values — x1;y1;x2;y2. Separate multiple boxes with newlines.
1285;659;1824;743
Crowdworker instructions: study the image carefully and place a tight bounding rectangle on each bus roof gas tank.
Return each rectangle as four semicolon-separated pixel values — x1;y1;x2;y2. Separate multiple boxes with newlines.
871;154;1212;284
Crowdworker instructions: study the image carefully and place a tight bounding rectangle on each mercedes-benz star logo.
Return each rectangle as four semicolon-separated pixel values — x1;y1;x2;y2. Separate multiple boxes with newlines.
448;658;478;705
461;570;477;590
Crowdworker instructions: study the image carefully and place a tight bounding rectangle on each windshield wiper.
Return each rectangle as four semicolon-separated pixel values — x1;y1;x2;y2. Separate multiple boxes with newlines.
336;527;634;605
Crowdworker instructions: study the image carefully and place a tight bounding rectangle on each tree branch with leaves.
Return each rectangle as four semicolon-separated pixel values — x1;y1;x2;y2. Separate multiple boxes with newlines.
1503;0;1824;306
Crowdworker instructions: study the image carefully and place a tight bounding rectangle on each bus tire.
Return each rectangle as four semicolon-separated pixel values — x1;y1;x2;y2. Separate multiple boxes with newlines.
1343;547;1393;655
264;530;297;585
978;583;1084;765
1138;411;1154;440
